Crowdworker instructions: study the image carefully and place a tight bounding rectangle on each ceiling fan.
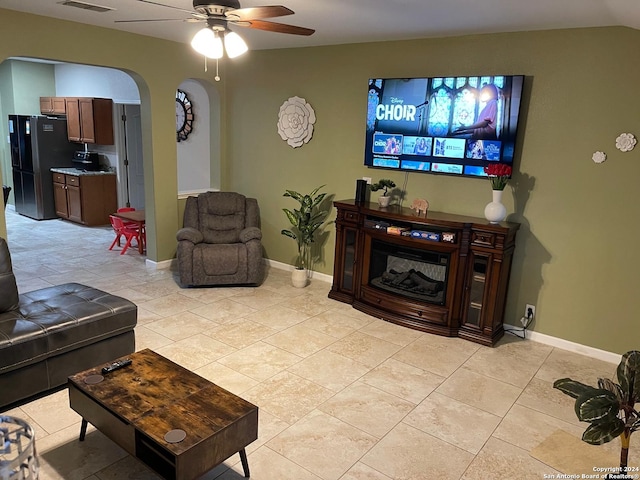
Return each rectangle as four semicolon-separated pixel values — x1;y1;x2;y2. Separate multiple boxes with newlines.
117;1;314;79
117;0;315;37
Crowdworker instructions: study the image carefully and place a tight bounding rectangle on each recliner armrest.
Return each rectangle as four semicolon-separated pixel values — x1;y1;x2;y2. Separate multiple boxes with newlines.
176;227;204;244
240;227;262;243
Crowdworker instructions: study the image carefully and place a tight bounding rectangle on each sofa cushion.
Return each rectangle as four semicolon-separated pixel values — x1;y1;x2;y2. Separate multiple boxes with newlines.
0;238;19;313
0;283;137;375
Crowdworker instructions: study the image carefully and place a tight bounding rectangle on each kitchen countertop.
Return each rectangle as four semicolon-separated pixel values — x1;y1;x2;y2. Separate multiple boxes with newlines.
51;167;116;176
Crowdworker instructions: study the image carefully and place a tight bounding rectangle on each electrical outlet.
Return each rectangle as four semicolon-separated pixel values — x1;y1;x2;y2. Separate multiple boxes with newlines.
525;304;536;320
363;177;372;184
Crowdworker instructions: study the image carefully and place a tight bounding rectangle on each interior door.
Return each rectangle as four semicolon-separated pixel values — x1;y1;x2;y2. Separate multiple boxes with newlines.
120;104;144;209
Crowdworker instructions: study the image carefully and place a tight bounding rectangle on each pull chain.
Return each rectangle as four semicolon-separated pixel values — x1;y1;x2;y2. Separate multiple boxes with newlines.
203;56;220;82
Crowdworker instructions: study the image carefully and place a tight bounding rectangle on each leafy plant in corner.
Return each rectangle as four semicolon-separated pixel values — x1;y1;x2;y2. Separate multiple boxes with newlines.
281;185;328;270
553;350;640;478
369;179;396;197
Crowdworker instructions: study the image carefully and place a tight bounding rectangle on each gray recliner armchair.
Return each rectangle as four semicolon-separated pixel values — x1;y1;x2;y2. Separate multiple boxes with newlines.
176;191;264;287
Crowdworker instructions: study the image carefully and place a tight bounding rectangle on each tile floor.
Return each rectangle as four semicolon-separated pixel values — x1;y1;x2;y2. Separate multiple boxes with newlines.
1;208;631;479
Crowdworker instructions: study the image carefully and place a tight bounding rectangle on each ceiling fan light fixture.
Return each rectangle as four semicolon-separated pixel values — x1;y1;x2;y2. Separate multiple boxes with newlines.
191;27;223;59
224;31;248;58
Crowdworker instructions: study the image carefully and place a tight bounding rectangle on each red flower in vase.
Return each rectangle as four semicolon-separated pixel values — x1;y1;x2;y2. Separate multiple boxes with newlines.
483;163;512;190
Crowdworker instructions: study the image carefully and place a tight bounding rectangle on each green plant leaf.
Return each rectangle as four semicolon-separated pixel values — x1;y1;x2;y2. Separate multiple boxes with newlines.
282;208;298;227
553;378;599;399
281;229;297;240
308;184;326;199
283;190;303;201
598;377;624;404
311;192;327;208
617;350;640;403
581;418;625;445
575;389;619;423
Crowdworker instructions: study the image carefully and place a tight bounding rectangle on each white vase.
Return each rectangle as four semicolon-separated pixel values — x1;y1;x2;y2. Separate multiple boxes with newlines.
484;189;507;223
378;195;391;207
291;268;308;288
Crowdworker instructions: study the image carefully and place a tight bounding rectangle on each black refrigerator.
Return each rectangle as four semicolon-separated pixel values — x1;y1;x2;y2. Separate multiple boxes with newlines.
9;115;76;220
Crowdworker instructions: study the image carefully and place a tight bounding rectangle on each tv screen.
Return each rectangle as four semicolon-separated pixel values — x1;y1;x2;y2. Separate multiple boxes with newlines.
364;75;524;178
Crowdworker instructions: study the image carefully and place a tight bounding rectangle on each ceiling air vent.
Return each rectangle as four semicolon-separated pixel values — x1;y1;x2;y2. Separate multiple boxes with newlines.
58;1;115;13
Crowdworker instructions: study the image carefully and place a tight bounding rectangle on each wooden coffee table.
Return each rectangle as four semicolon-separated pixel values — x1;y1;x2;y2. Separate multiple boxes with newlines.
68;349;258;479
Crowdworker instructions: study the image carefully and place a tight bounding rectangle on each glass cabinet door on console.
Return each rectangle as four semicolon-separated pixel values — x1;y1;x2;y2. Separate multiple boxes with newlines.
340;228;358;293
463;252;490;328
329;205;362;303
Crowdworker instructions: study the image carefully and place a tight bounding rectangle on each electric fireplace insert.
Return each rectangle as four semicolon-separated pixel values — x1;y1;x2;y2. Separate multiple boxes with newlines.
368;239;449;305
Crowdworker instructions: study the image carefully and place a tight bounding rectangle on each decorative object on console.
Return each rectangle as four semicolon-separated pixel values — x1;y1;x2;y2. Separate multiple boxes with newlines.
277;96;316;148
370;179;396;207
410;198;429;216
553;350;640;478
483;163;511;224
616;133;637;152
484;190;507;224
281;185;329;287
592;151;607;164
355;179;369;204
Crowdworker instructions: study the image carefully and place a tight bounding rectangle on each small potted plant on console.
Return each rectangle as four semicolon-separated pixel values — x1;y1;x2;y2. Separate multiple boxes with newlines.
370;179;396;207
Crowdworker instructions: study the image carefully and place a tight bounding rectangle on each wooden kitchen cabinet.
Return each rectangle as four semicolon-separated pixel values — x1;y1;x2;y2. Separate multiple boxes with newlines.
65;97;114;145
40;97;67;115
53;172;117;226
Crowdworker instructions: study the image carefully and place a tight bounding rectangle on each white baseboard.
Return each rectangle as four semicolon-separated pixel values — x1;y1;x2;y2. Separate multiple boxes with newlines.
504;323;621;364
265;258;333;284
145;258;175;270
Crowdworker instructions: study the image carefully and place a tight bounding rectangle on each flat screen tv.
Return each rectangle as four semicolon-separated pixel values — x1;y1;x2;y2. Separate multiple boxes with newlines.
364;75;524;178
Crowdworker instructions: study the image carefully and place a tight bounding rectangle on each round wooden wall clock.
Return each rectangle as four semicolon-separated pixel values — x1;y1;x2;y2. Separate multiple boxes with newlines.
176;89;194;142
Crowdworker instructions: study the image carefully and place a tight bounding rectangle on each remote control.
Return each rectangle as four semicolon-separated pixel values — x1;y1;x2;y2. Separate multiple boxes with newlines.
102;358;132;374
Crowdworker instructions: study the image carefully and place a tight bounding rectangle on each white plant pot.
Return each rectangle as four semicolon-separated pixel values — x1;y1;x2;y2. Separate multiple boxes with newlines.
291;268;308;288
378;195;391;207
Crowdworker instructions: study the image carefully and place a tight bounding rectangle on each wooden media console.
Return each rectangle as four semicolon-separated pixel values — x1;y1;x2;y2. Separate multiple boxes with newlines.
329;200;519;346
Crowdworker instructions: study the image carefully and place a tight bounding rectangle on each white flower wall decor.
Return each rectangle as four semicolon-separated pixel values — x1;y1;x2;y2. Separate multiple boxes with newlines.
277;96;316;148
592;151;607;164
615;133;636;152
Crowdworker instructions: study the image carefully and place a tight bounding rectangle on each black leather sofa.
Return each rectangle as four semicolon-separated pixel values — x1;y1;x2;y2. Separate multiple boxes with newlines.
0;237;138;410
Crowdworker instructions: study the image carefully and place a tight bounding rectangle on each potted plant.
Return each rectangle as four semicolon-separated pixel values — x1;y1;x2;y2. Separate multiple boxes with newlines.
370;179;396;207
553;350;640;479
281;185;329;287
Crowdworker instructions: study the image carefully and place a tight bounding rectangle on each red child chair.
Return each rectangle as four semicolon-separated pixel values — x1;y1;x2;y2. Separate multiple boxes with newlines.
109;215;143;255
113;207;136;247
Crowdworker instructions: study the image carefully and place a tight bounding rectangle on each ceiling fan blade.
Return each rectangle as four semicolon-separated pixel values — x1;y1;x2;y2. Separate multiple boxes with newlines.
135;0;194;14
228;6;294;21
115;18;185;23
241;19;315;36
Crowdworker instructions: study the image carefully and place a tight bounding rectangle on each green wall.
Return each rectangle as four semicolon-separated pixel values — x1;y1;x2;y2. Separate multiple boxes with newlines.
224;27;640;354
0;8;638;354
0;60;57;208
